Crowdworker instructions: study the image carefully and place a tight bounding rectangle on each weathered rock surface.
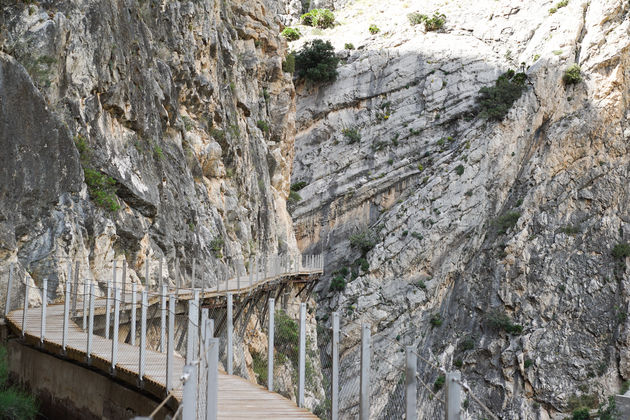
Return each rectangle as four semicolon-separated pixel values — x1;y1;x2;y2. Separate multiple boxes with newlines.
0;0;298;303
290;0;630;418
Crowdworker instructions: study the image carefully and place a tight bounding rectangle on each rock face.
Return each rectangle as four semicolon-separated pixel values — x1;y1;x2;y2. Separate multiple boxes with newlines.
290;0;630;418
0;0;298;303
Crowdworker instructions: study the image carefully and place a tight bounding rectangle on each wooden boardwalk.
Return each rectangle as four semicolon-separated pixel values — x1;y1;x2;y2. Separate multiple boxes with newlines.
5;263;322;419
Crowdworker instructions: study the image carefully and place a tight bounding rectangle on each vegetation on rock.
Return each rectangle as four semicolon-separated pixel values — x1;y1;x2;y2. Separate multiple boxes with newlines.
477;70;527;120
295;40;339;82
300;9;335;29
563;64;582;85
281;27;301;41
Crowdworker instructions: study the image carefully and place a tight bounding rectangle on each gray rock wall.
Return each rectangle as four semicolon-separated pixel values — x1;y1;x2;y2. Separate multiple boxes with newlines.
290;0;630;418
0;0;297;305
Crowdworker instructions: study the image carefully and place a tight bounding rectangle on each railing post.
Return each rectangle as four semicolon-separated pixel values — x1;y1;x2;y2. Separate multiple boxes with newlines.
446;371;462;420
201;308;208;343
158;257;163;290
237;264;241;290
131;282;137;345
145;256;150;290
166;293;175;392
87;283;95;364
267;298;275;391
360;323;371;420
161;284;167;352
40;278;47;346
249;258;253;287
111;287;121;374
5;263;13;316
406;346;417;420
62;281;70;353
332;312;339;420
225;272;229;292
227;292;233;374
21;277;28;338
139;290;147;384
182;364;197;420
123;259;129;304
191;257;197;290
206;334;218;420
72;261;79;316
298;302;306;407
186;295;199;364
105;275;112;339
255;257;259;284
82;278;88;330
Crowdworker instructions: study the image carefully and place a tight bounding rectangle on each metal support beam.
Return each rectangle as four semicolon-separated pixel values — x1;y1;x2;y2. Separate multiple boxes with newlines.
5;263;13;316
268;298;275;391
332;312;339;420
82;278;88;331
161;284;167;353
227;292;233;375
360;323;370;420
62;281;70;353
40;279;47;346
111;287;121;374
406;346;417;420
186;296;199;364
139;291;147;383
105;276;112;339
446;371;462;420
72;261;79;316
166;294;175;392
298;302;306;408
131;282;137;345
87;283;95;364
158;258;163;290
182;364;196;420
206;335;219;420
122;259;127;304
192;257;196;289
21;277;28;338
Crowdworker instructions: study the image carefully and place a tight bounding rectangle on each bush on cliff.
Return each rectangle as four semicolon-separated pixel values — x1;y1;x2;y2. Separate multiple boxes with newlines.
295;40;339;83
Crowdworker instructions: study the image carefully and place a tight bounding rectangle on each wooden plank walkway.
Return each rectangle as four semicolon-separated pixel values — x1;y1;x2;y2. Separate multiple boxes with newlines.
6;264;322;419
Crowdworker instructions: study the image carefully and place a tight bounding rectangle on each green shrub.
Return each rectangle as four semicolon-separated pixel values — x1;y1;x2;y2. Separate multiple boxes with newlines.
358;258;369;272
211;128;225;141
342;127;361;143
330;275;346;291
455;165;464;176
486;311;523;334
368;24;380;34
458;337;475;351
84;168;120;212
477;70;527;120
257;120;270;133
349;229;377;254
344;43;355;50
407;12;424;25
288;190;302;203
153;145;164;160
621;380;630;394
295;40;339;82
281;27;301;41
291;181;308;191
300;9;335;29
494;211;520;234
74;134;88;158
210;237;224;258
598;396;618;420
571;408;589;420
434;375;445;391
559;225;580;235
282;52;296;74
430;314;443;327
275;310;299;364
453;358;463;368
415;12;446;31
251;351;268;385
524;359;534;368
549;0;569;14
563;64;582;85
612;243;630;260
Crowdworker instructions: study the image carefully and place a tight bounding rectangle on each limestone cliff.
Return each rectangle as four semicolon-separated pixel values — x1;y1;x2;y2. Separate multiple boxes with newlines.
0;0;297;301
289;0;630;418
